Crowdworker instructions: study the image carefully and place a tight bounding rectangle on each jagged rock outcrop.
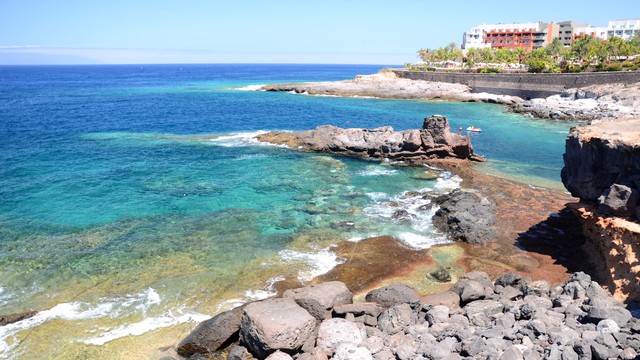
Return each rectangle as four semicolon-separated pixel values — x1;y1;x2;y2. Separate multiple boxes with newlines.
511;83;640;120
561;119;640;203
256;115;481;163
561;119;640;302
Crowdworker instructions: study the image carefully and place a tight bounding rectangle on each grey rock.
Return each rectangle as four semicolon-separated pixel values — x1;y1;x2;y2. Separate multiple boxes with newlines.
572;341;592;359
421;291;460;309
333;302;383;318
365;283;420;308
394;344;416;360
316;318;363;356
596;319;620;334
363;336;385;355
620;347;638;360
585;303;632;328
561;346;579;360
177;307;242;357
373;349;394;360
597;183;639;217
495;273;523;288
432;190;497;244
378;303;418;335
227;345;252;360
500;286;524;302
500;346;524;360
283;281;353;320
241;298;317;358
524;280;550;297
332;343;373;360
426;305;451;325
460;280;487;304
590;342;618;360
265;351;293;360
464;300;504;327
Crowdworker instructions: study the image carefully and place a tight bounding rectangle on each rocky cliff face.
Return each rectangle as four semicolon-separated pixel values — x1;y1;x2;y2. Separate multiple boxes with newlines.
256;115;480;163
561;119;640;302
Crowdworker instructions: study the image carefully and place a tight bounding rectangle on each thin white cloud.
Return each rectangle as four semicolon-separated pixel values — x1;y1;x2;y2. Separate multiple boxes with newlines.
0;46;414;65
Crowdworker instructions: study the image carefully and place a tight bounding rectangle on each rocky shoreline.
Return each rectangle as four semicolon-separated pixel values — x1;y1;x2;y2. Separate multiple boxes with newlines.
177;271;639;360
258;72;640;122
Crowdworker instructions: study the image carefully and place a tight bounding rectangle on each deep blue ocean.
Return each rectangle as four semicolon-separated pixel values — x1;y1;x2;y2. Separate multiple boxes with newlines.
0;64;573;358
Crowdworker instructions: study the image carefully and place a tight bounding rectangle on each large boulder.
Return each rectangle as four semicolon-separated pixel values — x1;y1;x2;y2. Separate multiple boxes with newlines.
283;281;353;320
316;318;364;356
597;183;639;217
240;298;317;358
177;307;242;357
365;283;420;308
432;189;497;244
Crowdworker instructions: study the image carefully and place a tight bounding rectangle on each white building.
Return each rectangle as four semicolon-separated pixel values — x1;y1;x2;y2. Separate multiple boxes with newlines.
462;24;493;49
607;19;640;40
573;25;608;40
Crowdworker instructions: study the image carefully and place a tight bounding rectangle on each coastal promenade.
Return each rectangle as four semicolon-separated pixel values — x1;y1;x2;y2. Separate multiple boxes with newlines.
393;70;640;99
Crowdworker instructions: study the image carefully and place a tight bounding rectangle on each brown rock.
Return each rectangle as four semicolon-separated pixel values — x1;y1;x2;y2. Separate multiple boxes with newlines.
283;281;353;320
177;307;242;357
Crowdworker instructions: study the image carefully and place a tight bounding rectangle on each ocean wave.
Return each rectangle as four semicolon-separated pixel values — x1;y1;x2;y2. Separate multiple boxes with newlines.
279;248;344;282
232;153;269;161
234;84;266;91
0;287;207;355
357;167;398;176
397;232;450;250
207;131;269;147
434;173;462;191
81;309;208;346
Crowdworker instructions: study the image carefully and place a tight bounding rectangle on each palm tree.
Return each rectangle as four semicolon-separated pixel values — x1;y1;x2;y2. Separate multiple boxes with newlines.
547;37;564;60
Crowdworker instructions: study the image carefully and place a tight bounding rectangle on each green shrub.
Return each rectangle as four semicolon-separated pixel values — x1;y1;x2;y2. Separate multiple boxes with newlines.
479;67;502;74
527;59;548;73
603;63;622;72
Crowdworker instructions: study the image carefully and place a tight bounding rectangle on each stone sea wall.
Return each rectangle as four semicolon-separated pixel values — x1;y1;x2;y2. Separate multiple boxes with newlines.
393;70;640;100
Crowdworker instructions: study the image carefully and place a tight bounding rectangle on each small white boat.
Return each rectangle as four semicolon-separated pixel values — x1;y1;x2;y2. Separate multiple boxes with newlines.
466;126;482;132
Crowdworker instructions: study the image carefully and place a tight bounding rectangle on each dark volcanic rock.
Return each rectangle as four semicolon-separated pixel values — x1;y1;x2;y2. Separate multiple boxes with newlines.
0;310;38;326
256;115;479;163
561;125;640;203
177;307;242;357
432;189;497;244
365;283;420;308
597;183;639;217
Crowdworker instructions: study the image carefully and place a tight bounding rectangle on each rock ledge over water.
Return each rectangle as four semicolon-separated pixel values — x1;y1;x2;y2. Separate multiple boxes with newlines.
256;115;482;163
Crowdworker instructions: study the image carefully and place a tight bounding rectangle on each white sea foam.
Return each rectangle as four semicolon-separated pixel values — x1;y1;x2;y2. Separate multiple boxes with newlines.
434;173;462;191
357;167;398;176
208;131;269;147
81;310;209;346
279;248;344;282
0;301;115;355
233;153;269;161
0;287;200;355
397;232;450;250
235;84;266;91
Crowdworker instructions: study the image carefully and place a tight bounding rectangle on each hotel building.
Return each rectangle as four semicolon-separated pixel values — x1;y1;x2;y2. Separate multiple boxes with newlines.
462;22;559;52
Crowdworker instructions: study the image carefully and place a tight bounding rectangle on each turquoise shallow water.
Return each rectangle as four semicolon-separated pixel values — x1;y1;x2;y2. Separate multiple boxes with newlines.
0;64;575;358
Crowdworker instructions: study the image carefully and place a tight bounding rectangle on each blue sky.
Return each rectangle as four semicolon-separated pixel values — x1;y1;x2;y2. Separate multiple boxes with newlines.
0;0;637;65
